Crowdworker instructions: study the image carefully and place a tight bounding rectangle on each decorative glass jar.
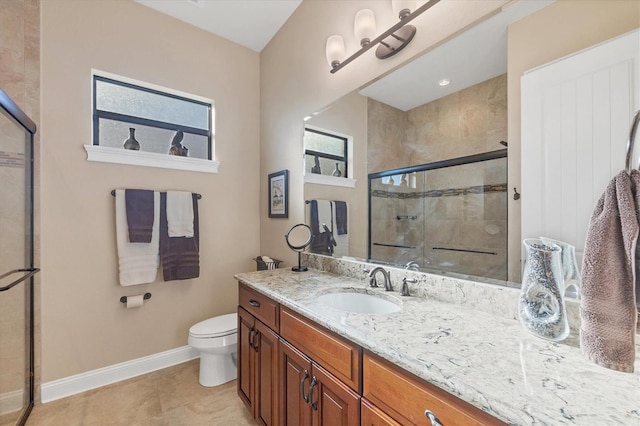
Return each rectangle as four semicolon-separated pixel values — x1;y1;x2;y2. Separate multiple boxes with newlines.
518;238;570;341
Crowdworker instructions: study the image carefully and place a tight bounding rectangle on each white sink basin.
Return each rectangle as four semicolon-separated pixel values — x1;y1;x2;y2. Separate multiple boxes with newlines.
317;291;401;314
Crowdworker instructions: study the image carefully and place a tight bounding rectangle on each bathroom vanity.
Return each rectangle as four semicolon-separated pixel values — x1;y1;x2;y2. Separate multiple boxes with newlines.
235;262;639;425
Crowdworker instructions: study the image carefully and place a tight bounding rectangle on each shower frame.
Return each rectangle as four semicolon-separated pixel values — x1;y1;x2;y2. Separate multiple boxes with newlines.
367;148;508;271
0;89;38;426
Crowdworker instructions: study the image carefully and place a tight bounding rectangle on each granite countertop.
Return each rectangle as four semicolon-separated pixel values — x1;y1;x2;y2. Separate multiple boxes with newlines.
234;267;640;426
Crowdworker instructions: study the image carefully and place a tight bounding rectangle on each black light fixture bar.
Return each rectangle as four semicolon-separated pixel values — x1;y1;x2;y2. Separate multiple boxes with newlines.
330;0;441;74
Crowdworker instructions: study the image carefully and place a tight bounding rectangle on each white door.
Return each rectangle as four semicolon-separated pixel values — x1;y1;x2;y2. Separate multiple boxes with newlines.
521;29;640;265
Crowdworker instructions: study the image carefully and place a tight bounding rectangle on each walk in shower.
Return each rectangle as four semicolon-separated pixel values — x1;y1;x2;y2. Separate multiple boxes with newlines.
0;89;38;426
369;150;507;281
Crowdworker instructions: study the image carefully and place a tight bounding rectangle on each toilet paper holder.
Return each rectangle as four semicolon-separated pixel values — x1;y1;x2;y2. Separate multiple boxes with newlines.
120;293;152;304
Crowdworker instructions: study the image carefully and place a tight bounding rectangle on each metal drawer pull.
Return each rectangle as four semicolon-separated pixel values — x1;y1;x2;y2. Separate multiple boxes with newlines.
252;329;259;352
248;299;261;308
248;327;256;349
308;376;318;411
300;370;310;403
425;410;443;426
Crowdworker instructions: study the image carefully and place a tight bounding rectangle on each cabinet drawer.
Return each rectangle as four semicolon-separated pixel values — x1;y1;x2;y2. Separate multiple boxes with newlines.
363;352;505;426
239;283;279;331
280;307;360;392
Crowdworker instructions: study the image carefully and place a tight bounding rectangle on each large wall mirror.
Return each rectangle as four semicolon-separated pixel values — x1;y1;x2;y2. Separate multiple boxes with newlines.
304;0;549;284
303;0;639;287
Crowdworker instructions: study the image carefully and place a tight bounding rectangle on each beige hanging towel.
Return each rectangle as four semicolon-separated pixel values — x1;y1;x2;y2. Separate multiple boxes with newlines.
580;170;639;373
115;190;160;286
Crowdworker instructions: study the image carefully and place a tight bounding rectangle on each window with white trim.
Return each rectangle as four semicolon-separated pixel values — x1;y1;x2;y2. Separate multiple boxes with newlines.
92;73;214;160
304;126;348;178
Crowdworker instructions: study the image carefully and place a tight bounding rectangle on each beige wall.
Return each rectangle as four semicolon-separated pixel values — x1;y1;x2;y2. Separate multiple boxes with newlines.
260;0;512;266
506;0;640;281
40;1;260;381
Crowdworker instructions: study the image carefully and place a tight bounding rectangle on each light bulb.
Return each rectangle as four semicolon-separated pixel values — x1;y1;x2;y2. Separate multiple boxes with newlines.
392;0;416;19
354;9;376;47
325;35;345;69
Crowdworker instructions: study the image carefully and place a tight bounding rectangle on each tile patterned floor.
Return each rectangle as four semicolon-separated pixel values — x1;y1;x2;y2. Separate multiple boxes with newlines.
24;360;256;426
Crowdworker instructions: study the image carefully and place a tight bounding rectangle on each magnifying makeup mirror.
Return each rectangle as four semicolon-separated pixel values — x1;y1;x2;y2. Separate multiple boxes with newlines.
285;223;313;272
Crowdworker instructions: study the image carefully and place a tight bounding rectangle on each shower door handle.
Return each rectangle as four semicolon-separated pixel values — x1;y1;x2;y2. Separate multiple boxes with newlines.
0;268;39;292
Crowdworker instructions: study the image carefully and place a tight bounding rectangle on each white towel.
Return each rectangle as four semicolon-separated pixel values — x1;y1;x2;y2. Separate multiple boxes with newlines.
116;190;160;286
317;200;332;232
166;191;194;238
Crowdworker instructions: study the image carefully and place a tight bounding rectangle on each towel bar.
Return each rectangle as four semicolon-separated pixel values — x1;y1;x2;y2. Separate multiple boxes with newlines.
111;190;201;199
120;293;151;304
625;110;640;175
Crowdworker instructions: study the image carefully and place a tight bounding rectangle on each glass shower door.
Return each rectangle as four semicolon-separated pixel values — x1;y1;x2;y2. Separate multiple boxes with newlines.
369;171;425;266
0;91;37;426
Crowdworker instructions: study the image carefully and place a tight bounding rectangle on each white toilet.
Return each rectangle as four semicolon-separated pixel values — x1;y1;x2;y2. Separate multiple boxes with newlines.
188;313;238;387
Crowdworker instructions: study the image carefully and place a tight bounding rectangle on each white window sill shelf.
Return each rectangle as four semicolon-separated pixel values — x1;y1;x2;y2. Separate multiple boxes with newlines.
84;145;220;173
304;173;356;188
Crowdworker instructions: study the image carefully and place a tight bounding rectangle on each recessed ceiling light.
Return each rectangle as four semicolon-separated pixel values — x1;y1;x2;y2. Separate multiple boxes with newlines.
185;0;205;7
438;79;451;87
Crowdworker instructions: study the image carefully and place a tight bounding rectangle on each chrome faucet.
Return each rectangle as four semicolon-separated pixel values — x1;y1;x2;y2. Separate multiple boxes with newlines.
405;261;420;271
401;277;417;297
368;266;392;291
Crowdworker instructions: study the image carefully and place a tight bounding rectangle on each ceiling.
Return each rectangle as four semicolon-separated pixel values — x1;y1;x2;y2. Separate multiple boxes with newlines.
359;0;555;111
134;0;302;52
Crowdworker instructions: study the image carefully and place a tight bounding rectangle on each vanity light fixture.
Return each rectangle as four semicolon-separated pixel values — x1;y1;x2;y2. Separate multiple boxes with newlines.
327;0;441;74
354;9;377;47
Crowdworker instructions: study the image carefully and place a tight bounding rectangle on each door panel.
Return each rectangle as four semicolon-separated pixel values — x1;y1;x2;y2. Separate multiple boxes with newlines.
312;363;360;426
237;307;255;411
280;339;312;426
522;30;639;265
256;321;279;426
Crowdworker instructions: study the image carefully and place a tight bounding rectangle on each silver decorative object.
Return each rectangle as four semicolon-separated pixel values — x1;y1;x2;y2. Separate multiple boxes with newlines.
518;239;569;341
540;237;581;300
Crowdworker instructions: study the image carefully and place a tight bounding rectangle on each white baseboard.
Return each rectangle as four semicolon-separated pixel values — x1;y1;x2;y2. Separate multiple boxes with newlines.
40;346;199;403
0;389;24;417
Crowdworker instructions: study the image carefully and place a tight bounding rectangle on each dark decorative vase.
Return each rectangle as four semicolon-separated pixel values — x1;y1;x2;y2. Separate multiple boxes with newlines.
123;128;140;150
311;155;321;174
332;163;342;177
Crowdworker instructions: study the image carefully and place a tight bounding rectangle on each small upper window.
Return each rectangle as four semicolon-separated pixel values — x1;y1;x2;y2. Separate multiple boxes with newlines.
92;72;214;160
304;127;348;178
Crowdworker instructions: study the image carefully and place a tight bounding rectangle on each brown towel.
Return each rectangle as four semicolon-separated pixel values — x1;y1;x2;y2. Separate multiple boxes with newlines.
334;201;348;235
159;192;200;281
125;189;155;243
580;170;639;373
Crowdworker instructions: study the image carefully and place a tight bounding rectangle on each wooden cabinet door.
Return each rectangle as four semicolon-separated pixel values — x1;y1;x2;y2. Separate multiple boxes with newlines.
255;320;279;426
238;307;255;413
361;399;401;426
310;363;360;426
280;339;313;426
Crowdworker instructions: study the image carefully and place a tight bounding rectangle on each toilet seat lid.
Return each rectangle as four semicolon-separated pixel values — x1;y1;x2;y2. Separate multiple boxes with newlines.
189;313;237;338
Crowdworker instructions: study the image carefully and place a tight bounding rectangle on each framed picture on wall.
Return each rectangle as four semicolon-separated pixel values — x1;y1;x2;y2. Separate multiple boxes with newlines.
268;169;289;218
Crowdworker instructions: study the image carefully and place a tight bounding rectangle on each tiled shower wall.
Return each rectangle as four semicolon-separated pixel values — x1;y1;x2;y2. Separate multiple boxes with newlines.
368;74;507;172
368;75;508;280
0;0;41;403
